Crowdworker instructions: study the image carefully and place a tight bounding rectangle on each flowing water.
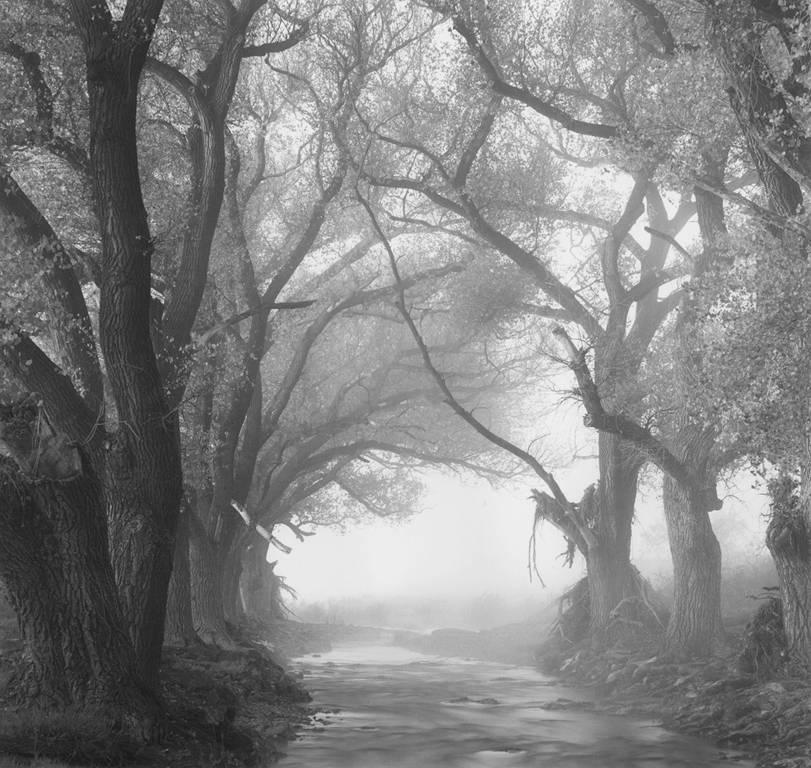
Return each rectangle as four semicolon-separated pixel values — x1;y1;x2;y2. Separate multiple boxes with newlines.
277;642;753;768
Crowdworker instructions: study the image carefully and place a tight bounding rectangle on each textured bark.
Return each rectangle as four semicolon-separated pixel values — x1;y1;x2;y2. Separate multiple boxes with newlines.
587;433;640;634
164;506;198;647
189;523;235;648
766;477;811;668
65;0;183;691
106;431;181;689
663;475;724;656
0;457;153;720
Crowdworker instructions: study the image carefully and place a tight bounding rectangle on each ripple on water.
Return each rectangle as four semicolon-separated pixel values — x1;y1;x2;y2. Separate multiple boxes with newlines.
280;643;754;768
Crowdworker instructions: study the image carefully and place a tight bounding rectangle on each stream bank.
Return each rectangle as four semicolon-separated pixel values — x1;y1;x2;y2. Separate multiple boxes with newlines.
539;642;811;768
0;619;324;767
391;615;811;768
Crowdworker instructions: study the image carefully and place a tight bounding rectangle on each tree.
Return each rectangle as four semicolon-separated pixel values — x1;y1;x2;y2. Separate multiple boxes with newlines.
353;0;712;643
0;0;177;715
163;2;454;646
697;0;811;668
0;0;310;716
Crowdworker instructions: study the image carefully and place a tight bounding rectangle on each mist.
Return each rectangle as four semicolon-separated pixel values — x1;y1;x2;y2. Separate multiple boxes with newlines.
274;468;776;632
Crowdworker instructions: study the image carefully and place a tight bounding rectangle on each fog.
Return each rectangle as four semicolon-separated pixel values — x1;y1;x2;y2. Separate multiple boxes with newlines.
274;466;776;631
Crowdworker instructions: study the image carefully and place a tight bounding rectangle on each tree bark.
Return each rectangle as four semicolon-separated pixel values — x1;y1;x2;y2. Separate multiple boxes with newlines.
67;0;184;691
766;475;811;668
188;522;235;648
164;505;198;647
0;456;155;725
663;474;724;656
241;543;276;620
587;433;640;635
222;541;246;626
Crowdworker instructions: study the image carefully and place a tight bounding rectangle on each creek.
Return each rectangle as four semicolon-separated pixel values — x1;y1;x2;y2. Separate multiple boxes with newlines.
276;642;754;768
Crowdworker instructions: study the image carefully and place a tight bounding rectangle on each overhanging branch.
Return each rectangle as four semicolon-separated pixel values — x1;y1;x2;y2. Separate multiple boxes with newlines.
552;325;722;512
357;191;598;550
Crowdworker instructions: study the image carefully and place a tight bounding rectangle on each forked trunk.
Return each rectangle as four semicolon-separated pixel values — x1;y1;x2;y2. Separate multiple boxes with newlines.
78;17;184;691
663;475;724;657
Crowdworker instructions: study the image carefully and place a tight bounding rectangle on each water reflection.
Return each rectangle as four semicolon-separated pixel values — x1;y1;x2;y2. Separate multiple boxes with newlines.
277;643;753;768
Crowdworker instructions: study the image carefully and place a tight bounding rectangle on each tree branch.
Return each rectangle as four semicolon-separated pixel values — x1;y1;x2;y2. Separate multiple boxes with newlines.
450;12;620;139
357;191;598;549
241;19;310;57
552;325;722;512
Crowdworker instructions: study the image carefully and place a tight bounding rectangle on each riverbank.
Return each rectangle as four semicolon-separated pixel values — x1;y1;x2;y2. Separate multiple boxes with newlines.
0;618;380;767
391;615;811;767
538;641;811;768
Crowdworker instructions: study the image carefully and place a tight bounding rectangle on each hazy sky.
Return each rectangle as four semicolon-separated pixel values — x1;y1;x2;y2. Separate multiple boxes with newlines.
273;463;770;605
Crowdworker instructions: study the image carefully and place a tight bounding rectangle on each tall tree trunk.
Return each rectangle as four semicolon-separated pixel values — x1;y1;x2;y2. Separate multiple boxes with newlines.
164;506;198;647
659;155;725;658
0;455;154;724
766;474;811;669
68;1;184;691
587;433;640;635
188;523;234;648
106;436;181;689
663;474;724;656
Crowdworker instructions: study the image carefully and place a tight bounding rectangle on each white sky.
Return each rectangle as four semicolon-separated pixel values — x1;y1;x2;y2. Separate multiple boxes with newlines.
275;470;578;602
274;463;771;606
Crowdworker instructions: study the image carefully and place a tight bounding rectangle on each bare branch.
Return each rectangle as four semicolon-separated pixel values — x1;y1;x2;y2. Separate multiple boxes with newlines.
357;191;597;549
450;12;620;139
552;325;722;512
241;19;310;57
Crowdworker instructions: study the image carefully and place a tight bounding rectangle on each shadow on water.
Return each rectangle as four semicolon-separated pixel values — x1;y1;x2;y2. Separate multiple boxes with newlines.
276;643;754;768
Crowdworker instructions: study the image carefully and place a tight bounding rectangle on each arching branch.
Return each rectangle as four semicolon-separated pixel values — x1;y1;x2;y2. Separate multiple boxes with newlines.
357;191;597;550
